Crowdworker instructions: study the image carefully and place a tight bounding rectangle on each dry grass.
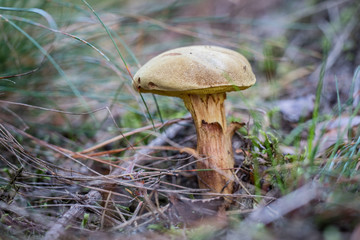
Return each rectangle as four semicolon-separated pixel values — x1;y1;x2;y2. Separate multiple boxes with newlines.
1;0;360;239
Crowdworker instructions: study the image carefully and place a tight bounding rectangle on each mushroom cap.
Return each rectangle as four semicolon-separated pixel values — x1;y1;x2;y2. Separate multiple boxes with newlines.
133;45;256;97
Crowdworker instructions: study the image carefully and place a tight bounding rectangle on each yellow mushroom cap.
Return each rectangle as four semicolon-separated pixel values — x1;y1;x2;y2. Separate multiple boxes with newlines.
133;45;256;97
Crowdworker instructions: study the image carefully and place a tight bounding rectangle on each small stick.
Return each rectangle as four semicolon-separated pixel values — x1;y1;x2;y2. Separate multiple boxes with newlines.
43;190;101;240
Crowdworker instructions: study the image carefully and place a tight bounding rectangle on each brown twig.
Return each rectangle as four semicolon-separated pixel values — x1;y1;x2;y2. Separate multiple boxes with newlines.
80;117;190;154
40;118;190;239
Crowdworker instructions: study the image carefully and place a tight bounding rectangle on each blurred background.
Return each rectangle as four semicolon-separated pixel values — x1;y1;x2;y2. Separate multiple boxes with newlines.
1;0;359;138
1;0;360;239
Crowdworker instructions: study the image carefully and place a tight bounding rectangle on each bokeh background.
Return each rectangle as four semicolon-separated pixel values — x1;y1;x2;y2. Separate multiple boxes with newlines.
1;0;360;239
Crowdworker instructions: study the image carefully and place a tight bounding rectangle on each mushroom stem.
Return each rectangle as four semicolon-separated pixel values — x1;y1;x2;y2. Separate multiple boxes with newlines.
182;93;236;195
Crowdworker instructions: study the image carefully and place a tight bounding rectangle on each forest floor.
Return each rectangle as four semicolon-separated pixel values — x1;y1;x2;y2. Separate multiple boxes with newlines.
1;0;360;239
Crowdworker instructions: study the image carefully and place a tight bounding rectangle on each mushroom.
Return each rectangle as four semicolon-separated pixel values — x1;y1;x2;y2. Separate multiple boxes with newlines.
133;45;256;196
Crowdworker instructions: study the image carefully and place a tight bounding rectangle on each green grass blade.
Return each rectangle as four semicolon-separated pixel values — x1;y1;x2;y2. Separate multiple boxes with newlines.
0;6;57;30
0;14;93;117
81;0;156;129
307;54;327;164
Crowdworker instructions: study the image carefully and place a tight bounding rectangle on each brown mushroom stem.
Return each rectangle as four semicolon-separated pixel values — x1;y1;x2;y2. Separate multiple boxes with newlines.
182;93;240;195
